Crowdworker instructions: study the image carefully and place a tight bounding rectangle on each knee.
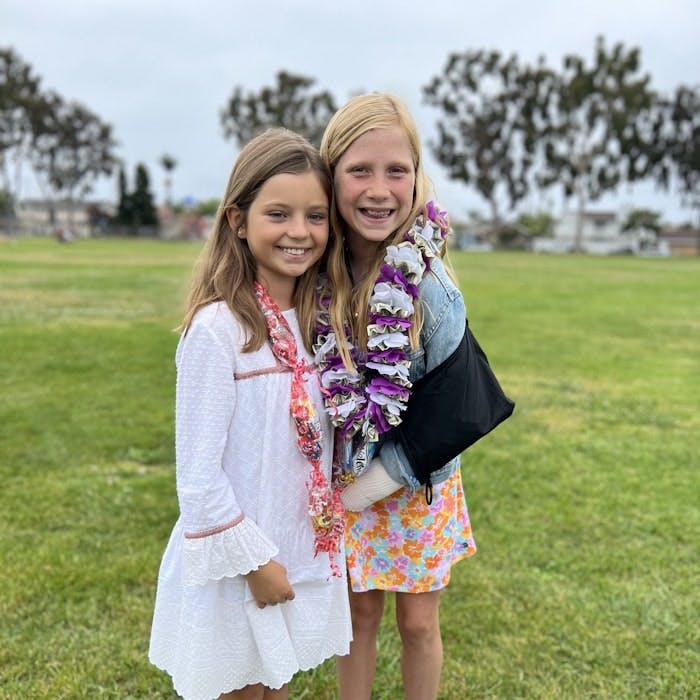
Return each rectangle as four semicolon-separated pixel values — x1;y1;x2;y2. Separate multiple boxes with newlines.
396;609;440;647
350;593;384;634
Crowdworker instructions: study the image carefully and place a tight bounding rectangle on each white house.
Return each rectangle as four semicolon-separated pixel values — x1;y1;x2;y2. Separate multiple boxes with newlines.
533;211;669;256
7;198;115;238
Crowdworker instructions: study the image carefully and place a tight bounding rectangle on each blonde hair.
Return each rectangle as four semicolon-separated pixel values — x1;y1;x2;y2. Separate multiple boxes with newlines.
182;128;331;353
319;93;442;366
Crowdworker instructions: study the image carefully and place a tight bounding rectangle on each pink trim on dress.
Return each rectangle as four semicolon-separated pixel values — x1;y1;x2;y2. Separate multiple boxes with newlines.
234;362;289;380
184;514;245;539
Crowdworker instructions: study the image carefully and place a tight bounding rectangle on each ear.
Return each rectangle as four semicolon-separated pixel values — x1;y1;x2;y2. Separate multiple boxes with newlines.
226;205;245;237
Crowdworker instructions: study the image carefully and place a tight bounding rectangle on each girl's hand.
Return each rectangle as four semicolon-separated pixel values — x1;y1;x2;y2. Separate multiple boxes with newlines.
246;560;295;608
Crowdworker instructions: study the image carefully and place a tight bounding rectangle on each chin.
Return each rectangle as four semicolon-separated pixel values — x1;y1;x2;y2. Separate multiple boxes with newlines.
357;229;395;245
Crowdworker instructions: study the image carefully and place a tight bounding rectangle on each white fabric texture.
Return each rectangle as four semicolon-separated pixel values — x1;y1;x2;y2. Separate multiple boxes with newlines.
340;457;403;511
149;302;351;699
182;517;279;587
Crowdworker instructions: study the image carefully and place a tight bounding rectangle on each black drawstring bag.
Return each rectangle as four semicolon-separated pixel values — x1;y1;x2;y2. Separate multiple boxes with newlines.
396;320;515;487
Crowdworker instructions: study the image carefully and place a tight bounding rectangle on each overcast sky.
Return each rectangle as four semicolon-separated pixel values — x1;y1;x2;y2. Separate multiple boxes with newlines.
4;0;699;223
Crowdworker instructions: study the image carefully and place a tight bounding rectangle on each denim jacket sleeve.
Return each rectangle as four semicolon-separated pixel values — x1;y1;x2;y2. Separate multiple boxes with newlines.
378;256;466;488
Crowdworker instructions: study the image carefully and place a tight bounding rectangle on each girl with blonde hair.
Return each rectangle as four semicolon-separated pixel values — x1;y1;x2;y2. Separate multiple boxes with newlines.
315;94;479;700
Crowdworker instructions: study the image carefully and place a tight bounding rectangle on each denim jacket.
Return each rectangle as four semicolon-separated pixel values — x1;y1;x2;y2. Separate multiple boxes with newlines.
378;255;466;490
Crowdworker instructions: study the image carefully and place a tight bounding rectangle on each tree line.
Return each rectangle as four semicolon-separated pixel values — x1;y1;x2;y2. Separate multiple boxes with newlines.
0;47;117;227
2;38;698;242
0;46;160;232
219;39;699;250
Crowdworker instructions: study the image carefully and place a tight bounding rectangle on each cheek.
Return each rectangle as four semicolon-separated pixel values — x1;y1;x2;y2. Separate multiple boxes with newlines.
320;224;330;246
398;180;416;208
335;179;355;216
334;176;350;201
312;227;329;263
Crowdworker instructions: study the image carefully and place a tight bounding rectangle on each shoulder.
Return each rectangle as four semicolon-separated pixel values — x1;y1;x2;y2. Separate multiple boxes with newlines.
419;256;461;307
177;302;242;364
191;301;248;341
190;300;236;330
418;257;466;342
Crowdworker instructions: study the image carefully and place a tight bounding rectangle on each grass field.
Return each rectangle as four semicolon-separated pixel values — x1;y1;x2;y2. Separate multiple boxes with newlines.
1;237;698;699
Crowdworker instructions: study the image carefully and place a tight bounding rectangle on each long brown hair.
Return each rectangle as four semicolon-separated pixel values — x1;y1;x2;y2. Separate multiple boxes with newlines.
182;128;331;353
320;93;444;368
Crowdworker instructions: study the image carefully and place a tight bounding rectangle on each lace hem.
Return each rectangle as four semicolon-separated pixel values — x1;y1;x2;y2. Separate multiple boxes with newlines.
182;517;279;587
149;577;352;699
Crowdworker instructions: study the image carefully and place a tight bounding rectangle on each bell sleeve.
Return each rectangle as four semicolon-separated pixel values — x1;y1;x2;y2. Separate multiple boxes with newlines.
175;319;278;586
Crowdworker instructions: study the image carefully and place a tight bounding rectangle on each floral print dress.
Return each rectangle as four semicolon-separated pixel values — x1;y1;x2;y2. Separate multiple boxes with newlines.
344;470;476;593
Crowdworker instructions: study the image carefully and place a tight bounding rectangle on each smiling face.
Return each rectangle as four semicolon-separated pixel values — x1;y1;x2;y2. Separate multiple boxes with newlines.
233;170;329;308
333;125;416;256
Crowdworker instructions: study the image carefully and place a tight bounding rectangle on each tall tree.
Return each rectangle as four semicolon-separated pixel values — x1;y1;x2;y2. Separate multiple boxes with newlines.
159;153;177;206
423;50;553;223
0;47;43;205
31;93;117;224
116;165;132;225
537;37;657;251
651;85;700;228
220;71;336;148
669;86;700;203
0;187;13;219
130;163;157;227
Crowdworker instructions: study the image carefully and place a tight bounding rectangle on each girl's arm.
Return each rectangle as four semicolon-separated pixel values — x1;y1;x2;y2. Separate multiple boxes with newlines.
176;318;278;586
341;265;466;509
376;262;466;484
381;270;514;487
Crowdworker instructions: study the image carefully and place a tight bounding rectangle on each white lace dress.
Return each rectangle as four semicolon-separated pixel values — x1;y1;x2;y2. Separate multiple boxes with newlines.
149;302;351;700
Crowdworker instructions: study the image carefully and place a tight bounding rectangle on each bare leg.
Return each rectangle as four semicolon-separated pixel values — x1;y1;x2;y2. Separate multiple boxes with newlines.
218;686;259;699
396;590;443;700
218;685;263;700
218;683;287;699
337;587;385;700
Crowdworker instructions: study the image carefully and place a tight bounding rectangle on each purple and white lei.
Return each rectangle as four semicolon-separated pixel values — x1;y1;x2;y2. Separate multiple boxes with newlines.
314;202;449;447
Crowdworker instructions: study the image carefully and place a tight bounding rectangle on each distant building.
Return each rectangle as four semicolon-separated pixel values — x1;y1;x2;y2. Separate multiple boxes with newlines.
659;225;700;256
3;198;193;239
158;207;212;240
5;198;115;238
533;211;670;256
449;221;494;251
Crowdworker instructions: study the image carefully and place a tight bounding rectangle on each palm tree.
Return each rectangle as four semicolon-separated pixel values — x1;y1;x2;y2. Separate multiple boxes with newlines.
159;154;177;206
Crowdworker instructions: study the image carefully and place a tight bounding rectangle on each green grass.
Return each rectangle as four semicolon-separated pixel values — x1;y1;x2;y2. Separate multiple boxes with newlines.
1;238;698;699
